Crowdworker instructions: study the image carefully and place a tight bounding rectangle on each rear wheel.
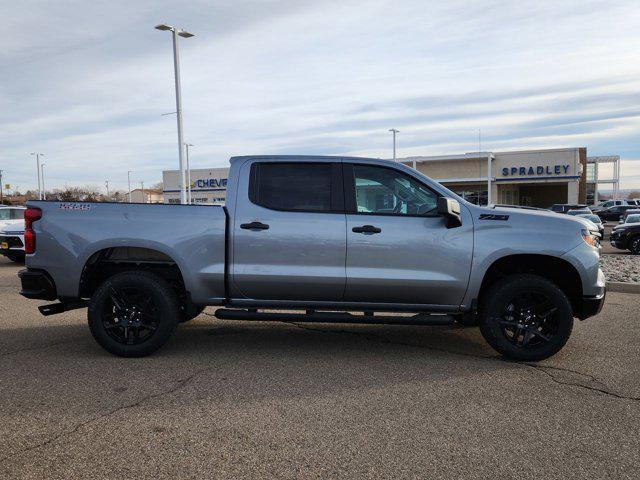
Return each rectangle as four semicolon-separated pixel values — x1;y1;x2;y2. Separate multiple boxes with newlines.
479;274;573;361
629;236;640;255
88;271;180;357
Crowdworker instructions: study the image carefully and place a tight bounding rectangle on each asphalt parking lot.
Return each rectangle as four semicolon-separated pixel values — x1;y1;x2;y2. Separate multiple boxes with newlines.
0;258;638;479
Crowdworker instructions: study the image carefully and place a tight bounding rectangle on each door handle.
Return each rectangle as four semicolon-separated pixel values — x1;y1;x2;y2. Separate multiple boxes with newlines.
240;221;269;231
352;225;381;234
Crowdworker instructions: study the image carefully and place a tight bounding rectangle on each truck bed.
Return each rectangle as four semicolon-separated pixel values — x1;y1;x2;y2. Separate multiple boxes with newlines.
26;201;227;304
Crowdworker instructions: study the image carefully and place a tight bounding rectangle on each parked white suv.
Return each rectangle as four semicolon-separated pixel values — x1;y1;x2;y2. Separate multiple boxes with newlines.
0;206;26;229
0;206;26;263
0;225;25;263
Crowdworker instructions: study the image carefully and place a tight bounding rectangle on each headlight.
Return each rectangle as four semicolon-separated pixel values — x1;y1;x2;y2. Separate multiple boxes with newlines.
581;229;600;247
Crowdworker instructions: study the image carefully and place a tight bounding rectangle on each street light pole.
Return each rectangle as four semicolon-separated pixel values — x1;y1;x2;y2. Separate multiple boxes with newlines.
105;181;110;200
30;153;44;200
127;171;132;203
140;181;145;203
155;23;195;205
389;129;399;161
185;143;194;204
41;164;46;200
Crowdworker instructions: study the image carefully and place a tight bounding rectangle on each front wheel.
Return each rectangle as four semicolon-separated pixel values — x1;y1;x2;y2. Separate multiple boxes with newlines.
88;271;180;357
479;274;573;361
629;236;640;255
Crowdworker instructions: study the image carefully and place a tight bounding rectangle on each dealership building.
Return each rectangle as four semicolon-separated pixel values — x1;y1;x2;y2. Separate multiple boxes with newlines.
162;148;620;207
401;148;620;207
163;168;229;205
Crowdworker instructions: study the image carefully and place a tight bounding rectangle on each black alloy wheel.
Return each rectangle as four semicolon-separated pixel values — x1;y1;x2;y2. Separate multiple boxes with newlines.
88;271;180;357
480;274;573;361
102;285;159;345
629;237;640;255
497;291;559;348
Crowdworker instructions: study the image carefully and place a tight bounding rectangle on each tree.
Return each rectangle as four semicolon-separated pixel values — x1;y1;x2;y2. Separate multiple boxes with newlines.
52;185;101;202
111;190;126;202
23;190;38;200
626;191;640;200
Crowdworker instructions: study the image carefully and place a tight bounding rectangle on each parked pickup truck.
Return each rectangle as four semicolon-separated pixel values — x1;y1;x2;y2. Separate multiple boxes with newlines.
19;156;605;360
609;221;640;254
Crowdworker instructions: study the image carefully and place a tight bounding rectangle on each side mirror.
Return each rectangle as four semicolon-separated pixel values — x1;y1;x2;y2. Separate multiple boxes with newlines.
437;197;462;228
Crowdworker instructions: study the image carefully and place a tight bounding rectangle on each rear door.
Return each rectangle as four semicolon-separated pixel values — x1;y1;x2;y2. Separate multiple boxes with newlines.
231;160;347;301
343;163;473;306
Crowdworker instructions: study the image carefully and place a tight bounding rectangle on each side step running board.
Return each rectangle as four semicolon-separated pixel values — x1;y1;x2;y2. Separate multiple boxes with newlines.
39;301;88;316
214;309;456;326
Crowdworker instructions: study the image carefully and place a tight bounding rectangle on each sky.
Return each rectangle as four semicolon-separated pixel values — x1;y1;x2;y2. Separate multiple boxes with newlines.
1;0;640;193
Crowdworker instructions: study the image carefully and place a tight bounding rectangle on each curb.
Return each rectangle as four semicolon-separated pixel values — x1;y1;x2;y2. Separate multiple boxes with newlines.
606;282;640;294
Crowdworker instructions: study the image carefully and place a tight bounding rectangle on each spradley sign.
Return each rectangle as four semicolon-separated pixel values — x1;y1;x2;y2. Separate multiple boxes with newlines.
501;165;570;177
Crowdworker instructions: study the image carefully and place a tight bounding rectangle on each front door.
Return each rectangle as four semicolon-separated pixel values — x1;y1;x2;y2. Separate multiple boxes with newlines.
343;163;473;306
231;160;346;301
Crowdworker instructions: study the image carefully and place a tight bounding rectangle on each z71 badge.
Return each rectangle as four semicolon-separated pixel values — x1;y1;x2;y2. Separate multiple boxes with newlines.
479;213;509;221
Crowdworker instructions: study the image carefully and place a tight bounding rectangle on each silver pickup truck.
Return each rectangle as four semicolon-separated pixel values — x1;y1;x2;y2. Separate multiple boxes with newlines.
19;155;605;360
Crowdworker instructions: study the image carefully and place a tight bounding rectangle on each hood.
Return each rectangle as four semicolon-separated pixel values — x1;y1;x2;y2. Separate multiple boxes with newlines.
0;219;24;230
614;222;639;231
471;204;599;232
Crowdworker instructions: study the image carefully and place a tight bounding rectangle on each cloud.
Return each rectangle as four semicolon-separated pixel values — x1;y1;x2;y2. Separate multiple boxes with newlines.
2;0;640;191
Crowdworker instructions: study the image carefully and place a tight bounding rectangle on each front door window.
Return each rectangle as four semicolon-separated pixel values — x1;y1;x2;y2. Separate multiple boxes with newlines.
351;165;438;216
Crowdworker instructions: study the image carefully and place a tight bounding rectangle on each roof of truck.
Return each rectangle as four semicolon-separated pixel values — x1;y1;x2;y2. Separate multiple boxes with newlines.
229;155;385;165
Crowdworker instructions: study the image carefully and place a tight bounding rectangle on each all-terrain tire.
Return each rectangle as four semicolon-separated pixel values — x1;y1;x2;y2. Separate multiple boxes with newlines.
88;271;180;357
479;274;573;361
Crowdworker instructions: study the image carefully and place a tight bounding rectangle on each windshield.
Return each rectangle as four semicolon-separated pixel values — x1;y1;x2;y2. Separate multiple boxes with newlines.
580;214;601;223
625;215;640;223
567;209;589;215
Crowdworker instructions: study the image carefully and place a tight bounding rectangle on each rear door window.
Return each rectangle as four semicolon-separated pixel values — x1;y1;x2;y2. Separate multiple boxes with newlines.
249;162;342;212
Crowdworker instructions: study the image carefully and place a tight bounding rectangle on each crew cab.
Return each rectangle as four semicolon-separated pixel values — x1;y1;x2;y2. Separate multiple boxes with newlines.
19;156;605;361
